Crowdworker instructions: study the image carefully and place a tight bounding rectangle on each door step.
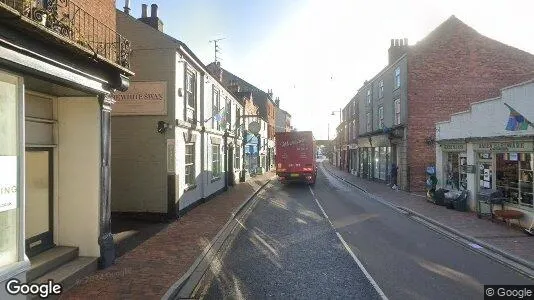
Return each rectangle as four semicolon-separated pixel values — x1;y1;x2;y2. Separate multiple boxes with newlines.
28;246;78;282
31;256;98;295
27;246;98;298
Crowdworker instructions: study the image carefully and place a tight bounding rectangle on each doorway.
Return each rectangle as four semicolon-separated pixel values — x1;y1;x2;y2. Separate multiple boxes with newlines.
25;148;54;257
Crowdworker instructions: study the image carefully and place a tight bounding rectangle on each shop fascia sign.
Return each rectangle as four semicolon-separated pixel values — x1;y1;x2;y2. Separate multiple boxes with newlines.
440;143;466;151
112;81;167;116
473;141;534;152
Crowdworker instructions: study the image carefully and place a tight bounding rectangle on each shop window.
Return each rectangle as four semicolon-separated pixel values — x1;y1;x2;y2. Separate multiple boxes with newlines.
379;147;388;181
445;152;467;191
497;153;533;207
0;71;21;268
478;153;493;191
374;147;380;179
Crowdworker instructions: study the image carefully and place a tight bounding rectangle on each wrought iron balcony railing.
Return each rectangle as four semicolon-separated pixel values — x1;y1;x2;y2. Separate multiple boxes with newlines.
1;0;131;68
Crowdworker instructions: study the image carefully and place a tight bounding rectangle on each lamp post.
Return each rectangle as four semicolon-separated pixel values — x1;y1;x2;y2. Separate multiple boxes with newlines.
331;109;342;167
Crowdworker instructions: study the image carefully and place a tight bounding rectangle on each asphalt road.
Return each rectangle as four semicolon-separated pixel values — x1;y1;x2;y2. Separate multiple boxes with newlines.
195;164;534;299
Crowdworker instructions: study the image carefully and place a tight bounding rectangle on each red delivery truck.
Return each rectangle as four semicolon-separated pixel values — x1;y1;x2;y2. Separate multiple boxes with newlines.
275;131;317;185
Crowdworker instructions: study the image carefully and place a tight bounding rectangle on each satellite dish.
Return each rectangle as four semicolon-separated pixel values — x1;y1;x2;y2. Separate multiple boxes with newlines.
248;121;261;134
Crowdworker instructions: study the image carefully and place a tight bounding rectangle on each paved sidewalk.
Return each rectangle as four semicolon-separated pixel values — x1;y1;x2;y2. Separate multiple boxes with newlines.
61;172;274;300
322;161;534;264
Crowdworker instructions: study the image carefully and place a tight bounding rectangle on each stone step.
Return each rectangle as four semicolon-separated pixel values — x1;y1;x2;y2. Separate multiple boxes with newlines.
31;256;98;299
27;246;78;282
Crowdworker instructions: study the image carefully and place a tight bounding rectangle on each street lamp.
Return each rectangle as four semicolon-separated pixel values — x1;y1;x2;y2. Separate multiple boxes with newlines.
331;108;342;123
328;109;342;141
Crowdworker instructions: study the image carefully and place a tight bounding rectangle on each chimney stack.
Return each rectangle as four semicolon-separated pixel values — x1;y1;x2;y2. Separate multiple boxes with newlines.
151;4;158;18
124;0;131;15
139;3;164;32
388;37;408;65
141;4;147;18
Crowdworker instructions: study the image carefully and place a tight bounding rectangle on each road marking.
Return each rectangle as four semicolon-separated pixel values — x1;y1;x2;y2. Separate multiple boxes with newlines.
335;232;389;300
308;186;388;300
309;186;334;227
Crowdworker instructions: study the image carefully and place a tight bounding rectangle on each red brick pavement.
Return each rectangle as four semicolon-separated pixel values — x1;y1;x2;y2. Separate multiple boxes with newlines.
61;172;274;300
323;162;534;263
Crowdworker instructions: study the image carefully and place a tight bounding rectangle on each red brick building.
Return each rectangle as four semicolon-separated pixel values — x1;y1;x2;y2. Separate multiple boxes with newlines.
407;16;534;191
346;15;534;192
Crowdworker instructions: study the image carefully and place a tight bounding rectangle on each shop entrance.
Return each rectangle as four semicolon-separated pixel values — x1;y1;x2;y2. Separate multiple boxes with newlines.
25;148;54;257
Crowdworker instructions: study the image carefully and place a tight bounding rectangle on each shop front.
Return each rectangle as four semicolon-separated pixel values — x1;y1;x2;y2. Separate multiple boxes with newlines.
356;135;392;183
1;1;133;293
474;141;533;208
348;144;358;174
436;79;534;223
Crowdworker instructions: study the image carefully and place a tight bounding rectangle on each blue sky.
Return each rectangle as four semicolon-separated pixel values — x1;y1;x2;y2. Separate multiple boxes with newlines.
117;0;534;140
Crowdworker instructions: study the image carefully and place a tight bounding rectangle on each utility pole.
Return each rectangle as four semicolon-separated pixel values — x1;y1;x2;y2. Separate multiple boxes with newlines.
209;38;226;62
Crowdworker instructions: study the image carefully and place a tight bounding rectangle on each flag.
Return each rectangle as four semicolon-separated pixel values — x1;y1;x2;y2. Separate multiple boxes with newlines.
504;103;532;131
204;106;225;123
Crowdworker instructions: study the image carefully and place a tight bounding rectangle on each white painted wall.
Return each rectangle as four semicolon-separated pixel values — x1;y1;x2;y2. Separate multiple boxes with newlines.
57;97;100;257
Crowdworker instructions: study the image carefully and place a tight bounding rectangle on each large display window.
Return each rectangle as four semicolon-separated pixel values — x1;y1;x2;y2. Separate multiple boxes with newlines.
497;152;533;207
444;152;468;191
0;70;22;268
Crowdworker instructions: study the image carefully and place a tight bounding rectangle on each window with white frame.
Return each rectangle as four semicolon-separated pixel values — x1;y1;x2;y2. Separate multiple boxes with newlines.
394;67;401;89
225;98;231;131
367;89;372;104
186;70;196;123
378;105;384;129
394;98;401;125
185;143;195;186
235;146;241;170
378;80;384;98
353;101;356;115
352;120;357;139
366;112;372;132
236;107;241;136
212;144;221;178
212;86;220;130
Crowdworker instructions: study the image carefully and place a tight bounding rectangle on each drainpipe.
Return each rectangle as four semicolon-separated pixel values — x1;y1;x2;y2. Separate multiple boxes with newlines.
200;73;205;199
223;130;229;191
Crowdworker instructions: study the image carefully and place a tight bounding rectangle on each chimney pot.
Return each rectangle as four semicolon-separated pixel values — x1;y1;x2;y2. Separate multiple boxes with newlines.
404;38;408;46
390;39;394;47
141;4;147;18
124;0;131;14
151;4;158;18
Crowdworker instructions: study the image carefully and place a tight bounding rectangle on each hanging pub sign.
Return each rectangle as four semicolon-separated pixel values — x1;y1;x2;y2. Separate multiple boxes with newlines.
112;81;167;116
473;141;534;152
441;143;466;151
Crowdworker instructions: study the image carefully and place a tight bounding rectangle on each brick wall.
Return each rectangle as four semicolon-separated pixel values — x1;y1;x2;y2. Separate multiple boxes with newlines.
74;0;116;31
267;101;276;139
407;16;534;191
